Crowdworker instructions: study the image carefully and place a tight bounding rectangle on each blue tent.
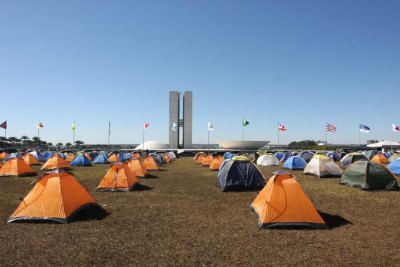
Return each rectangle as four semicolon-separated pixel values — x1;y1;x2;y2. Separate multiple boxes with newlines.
279;152;291;163
274;152;285;161
223;152;235;160
42;151;53;161
387;159;400;175
118;153;132;162
298;151;314;163
217;156;265;191
383;152;392;159
92;153;110;164
326;151;341;161
150;153;163;166
70;154;93;166
3;153;23;162
283;156;307;170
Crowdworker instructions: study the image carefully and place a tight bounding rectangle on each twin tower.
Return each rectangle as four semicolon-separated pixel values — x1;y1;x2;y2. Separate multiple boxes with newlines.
169;91;192;149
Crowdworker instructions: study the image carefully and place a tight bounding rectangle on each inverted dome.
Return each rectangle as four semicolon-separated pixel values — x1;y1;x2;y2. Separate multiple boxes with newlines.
135;141;168;150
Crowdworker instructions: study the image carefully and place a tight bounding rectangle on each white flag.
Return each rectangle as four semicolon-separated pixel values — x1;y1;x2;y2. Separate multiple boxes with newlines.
208;122;214;131
172;122;177;132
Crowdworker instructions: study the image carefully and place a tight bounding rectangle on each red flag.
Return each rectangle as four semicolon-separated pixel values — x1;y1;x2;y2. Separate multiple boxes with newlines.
278;123;287;131
144;122;150;129
0;121;6;129
326;123;337;132
37;122;44;129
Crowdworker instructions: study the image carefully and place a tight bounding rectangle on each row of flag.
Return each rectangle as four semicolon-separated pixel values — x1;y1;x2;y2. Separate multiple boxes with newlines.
1;120;399;134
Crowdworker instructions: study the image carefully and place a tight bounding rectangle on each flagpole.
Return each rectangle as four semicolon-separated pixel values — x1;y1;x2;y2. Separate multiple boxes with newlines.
3;128;6;150
324;129;327;151
142;125;145;153
358;127;361;147
277;122;280;150
72;121;76;146
107;121;110;152
242;121;244;152
207;128;210;155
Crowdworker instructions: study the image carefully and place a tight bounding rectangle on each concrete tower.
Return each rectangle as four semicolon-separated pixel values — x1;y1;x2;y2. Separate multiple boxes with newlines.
169;91;192;149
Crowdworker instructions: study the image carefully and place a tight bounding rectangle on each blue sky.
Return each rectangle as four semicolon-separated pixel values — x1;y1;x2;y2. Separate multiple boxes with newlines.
0;0;399;145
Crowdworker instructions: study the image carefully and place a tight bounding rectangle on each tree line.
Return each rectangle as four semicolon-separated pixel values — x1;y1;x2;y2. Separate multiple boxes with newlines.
0;135;84;150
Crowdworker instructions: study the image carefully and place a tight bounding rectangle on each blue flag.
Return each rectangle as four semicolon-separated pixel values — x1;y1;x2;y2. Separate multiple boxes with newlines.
359;124;370;133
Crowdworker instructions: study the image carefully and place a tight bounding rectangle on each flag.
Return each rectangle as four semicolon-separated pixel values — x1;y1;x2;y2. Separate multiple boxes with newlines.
359;124;370;133
37;122;44;128
144;122;150;129
71;122;76;132
392;123;400;132
242;119;249;126
278;123;287;131
108;121;111;135
326;123;337;132
0;121;6;129
172;122;177;132
208;122;214;131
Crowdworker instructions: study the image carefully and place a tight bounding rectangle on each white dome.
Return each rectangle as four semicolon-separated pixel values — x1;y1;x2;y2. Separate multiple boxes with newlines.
135;141;168;150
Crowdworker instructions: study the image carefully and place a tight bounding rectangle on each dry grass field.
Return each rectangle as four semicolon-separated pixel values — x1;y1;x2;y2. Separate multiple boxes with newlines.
0;157;399;266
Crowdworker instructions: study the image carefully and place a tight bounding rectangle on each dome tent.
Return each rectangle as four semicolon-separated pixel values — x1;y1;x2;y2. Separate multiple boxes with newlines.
340;153;369;168
283;156;307;170
97;163;139;192
92;152;110;164
70;154;92;166
217;156;265;191
250;171;327;229
304;155;342;178
256;154;279;166
340;161;399;191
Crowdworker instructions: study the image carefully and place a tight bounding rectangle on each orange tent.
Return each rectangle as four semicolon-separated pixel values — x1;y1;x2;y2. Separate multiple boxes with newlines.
108;153;119;163
132;152;140;160
0;156;36;177
195;154;206;164
23;153;40;166
250;170;327;229
142;155;159;171
163;153;172;164
7;170;97;223
127;158;148;177
0;151;8;159
41;154;71;170
97;163;138;191
201;154;213;166
371;154;390;164
194;152;205;162
65;153;75;162
210;155;224;170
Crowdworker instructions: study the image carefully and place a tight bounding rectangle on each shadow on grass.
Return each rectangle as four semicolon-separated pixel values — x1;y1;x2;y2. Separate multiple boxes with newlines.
319;211;352;229
132;183;153;191
142;174;159;179
72;205;110;222
157;168;168;171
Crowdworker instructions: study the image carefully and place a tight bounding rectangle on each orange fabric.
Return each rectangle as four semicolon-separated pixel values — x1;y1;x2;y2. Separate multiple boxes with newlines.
210;155;224;170
371;154;390;164
97;163;138;191
163;153;172;164
0;152;8;159
41;155;71;170
201;155;213;166
0;157;36;176
251;172;325;226
65;154;75;162
8;171;96;222
84;153;92;161
23;154;40;165
127;159;148;177
193;152;206;162
132;153;140;160
195;154;205;164
142;156;159;170
108;154;118;163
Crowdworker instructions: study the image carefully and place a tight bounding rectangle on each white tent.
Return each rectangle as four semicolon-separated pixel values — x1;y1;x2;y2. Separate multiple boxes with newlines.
257;154;279;166
303;155;342;177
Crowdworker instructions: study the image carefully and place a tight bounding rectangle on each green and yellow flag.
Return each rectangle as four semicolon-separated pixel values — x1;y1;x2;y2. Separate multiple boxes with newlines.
242;119;249;126
72;122;76;132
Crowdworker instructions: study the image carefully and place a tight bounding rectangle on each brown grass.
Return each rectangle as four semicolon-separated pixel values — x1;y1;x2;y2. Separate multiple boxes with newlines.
0;157;399;266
